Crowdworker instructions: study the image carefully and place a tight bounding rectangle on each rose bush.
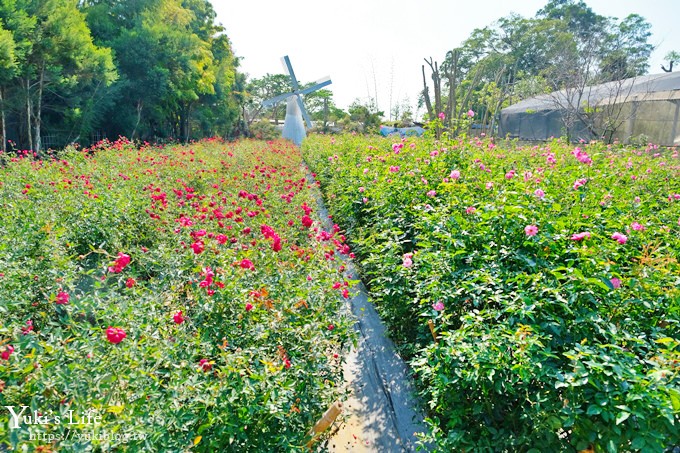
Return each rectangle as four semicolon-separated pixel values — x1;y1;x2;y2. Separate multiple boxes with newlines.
303;133;680;452
0;138;354;451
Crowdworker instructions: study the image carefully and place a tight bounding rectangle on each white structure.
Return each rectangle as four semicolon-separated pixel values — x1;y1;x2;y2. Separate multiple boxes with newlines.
262;55;332;146
281;97;306;146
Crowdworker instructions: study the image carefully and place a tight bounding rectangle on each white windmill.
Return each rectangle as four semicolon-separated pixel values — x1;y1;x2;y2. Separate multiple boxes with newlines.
262;55;332;146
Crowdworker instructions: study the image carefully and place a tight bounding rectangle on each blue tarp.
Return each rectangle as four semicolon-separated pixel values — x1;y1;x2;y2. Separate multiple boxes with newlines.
379;125;425;137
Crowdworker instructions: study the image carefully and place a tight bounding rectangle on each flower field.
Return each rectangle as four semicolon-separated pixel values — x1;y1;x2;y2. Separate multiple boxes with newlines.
303;133;680;451
0;139;355;451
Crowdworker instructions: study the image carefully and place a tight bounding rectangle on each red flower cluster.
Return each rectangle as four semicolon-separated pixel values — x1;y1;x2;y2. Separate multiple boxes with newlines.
190;241;205;254
56;291;70;305
199;358;212;372
1;345;14;360
239;259;255;270
173;310;185;324
261;224;282;252
108;252;131;273
106;327;127;344
301;215;313;228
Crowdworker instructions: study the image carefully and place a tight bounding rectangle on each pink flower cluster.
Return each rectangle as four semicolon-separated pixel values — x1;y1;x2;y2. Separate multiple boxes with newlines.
611;232;628;244
573;178;587;190
571;232;591;241
572;147;592;165
402;253;413;268
1;345;14;360
525;225;538;237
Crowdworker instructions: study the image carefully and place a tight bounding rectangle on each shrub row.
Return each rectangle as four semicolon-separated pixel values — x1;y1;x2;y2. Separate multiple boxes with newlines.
0;138;354;451
303;132;680;452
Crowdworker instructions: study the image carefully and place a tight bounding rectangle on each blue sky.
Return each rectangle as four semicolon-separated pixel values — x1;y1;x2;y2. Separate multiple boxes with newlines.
215;0;679;118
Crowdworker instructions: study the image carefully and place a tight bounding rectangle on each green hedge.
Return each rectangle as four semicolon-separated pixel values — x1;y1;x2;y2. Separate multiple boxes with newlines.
303;133;680;452
0;138;354;451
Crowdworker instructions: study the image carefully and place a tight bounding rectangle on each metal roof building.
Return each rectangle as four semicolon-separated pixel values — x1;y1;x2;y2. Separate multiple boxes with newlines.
499;72;680;145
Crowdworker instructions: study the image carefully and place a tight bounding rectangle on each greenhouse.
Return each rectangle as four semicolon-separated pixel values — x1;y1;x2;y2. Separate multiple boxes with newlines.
499;72;680;145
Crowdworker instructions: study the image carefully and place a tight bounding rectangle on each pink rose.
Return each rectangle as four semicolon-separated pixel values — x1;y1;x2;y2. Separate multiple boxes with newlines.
525;225;538;237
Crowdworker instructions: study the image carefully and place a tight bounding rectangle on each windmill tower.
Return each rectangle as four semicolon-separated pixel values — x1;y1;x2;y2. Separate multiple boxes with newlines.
262;56;332;146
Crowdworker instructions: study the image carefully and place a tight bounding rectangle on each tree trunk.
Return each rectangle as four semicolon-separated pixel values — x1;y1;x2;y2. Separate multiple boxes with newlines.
424;58;442;116
182;103;192;143
131;99;143;139
421;65;433;120
446;50;459;130
34;64;45;153
25;77;33;152
0;87;6;154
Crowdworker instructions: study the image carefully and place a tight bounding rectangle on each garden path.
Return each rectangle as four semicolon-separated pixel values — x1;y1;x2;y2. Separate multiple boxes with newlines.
307;171;430;452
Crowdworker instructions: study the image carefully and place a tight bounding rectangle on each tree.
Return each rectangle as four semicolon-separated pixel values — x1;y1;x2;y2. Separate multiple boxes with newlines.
599;14;653;81
537;0;606;40
0;0;116;152
0;23;17;153
81;0;241;142
246;74;292;125
0;0;36;152
346;98;383;133
427;0;655;141
661;51;680;73
302;87;344;128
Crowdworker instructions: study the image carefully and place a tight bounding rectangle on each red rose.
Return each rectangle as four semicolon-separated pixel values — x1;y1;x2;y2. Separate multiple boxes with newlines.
56;291;70;305
190;241;205;254
106;326;126;344
173;311;185;324
199;358;212;372
1;345;14;360
301;215;313;228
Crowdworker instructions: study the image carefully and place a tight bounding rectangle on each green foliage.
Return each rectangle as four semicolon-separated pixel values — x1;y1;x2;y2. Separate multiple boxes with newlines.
0;138;354;450
436;1;655;131
0;0;116;152
249;120;281;141
0;0;242;150
0;25;16;71
347;99;383;133
302;130;680;451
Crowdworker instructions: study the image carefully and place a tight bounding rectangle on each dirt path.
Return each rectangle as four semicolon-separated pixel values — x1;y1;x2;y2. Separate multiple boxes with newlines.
308;172;430;452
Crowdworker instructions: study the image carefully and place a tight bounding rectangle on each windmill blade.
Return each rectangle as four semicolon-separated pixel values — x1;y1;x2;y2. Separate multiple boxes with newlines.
262;91;293;108
296;95;313;129
299;77;332;96
281;55;300;90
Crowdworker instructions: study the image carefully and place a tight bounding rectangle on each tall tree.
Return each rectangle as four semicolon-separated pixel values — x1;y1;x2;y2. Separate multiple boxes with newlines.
0;23;17;153
1;0;116;152
82;0;240;142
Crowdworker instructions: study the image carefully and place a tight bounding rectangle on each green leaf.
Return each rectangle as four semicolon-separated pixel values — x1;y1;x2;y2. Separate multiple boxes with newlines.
615;411;630;425
631;437;646;450
669;389;680;411
586;404;602;416
599;276;615;290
